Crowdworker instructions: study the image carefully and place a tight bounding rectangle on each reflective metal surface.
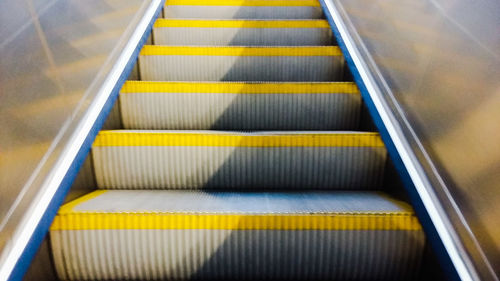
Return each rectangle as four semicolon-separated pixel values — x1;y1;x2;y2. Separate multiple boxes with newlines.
0;0;161;279
323;0;499;279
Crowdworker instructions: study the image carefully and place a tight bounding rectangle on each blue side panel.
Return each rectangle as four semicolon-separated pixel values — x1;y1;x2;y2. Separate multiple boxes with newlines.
7;3;164;280
318;2;460;280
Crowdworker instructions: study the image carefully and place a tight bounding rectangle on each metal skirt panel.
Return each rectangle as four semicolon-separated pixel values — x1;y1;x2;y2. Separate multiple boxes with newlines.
139;55;343;82
153;27;333;46
51;229;425;280
120;92;361;130
92;146;386;189
164;6;324;19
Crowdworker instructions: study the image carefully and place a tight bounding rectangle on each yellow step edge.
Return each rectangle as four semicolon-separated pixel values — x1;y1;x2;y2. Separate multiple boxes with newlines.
165;0;320;7
154;19;330;28
93;131;385;147
140;45;342;56
51;213;421;231
58;190;108;213
120;81;359;94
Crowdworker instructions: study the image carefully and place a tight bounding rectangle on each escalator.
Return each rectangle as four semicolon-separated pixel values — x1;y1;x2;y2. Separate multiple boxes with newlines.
48;0;431;280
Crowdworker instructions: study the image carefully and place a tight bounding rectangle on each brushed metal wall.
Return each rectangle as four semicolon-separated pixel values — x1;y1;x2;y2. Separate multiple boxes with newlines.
325;0;499;279
0;0;159;279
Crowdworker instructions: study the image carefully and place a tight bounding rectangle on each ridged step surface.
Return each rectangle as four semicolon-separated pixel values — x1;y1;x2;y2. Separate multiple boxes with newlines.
49;0;427;279
51;190;424;281
92;131;387;190
153;19;333;46
164;0;323;19
119;81;361;130
138;46;345;81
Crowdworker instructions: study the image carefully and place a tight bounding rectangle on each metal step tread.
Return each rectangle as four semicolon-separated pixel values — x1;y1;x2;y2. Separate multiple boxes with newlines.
163;0;323;20
93;130;383;147
140;45;341;56
154;19;330;28
165;0;321;7
121;81;358;93
50;190;425;281
119;81;360;130
152;19;334;46
91;130;387;190
52;190;419;228
138;46;345;82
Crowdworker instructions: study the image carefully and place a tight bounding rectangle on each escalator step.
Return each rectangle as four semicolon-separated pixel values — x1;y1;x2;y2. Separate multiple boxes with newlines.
164;0;323;20
153;19;333;46
50;190;424;280
92;131;387;190
119;81;361;130
138;46;344;81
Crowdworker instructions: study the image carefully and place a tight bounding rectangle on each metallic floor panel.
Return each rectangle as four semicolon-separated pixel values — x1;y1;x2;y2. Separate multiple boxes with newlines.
119;81;360;130
91;131;386;190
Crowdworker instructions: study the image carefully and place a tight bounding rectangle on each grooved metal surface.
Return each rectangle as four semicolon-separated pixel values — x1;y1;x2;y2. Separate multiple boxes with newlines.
50;190;425;280
70;190;411;213
153;25;333;46
92;134;386;190
138;52;344;82
51;229;424;280
164;6;323;19
43;0;437;278
120;91;360;130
